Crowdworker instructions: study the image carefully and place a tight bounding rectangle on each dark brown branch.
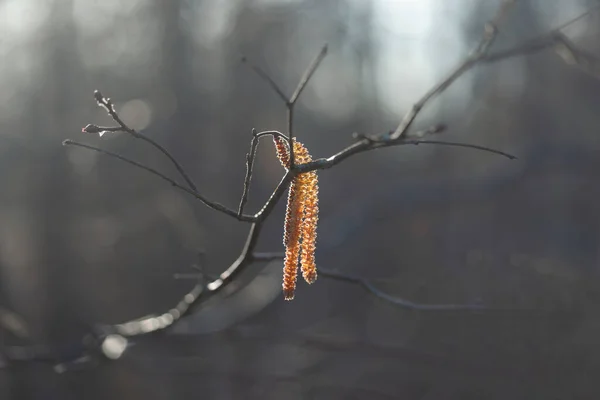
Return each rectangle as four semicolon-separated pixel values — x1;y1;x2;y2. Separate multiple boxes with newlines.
67;126;516;226
238;129;260;217
240;57;288;103
482;23;600;74
255;170;295;220
390;0;517;140
296;130;517;174
245;45;328;168
63;140;254;222
389;0;600;142
114;222;263;337
552;2;600;32
231;252;495;311
254;130;289;141
481;35;556;63
92;90;198;192
319;268;487;311
289;44;328;105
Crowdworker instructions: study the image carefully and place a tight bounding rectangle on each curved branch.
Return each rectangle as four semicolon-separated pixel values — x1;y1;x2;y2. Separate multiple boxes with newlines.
92;90;199;192
63;140;255;222
114;222;263;337
296;134;517;174
319;269;487;311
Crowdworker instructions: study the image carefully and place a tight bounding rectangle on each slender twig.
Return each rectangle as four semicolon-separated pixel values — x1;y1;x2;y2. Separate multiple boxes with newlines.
289;44;328;168
240;57;288;103
553;2;600;33
254;130;289;141
66;129;514;223
238;129;260;217
210;253;487;310
255;170;295;220
319;268;487;311
92;90;198;192
389;0;600;141
390;0;517;140
289;44;329;105
63;140;253;222
112;222;263;337
295;134;517;174
244;45;327;168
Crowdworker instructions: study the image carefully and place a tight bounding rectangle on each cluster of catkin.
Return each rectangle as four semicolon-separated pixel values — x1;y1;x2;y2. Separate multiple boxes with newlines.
273;136;319;300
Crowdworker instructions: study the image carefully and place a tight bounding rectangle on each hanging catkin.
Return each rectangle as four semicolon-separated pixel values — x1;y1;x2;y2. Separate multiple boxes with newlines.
274;136;319;300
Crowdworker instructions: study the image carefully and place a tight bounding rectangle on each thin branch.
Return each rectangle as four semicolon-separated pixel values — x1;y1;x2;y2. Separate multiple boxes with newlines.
288;44;328;168
63;140;254;222
169;250;493;311
553;2;600;32
254;130;289;141
255;170;295;220
245;45;328;168
240;56;288;103
389;0;600;141
92;90;198;192
481;35;556;63
319;268;487;311
295;132;517;174
390;0;517;140
238;129;260;217
68;124;515;228
113;222;263;337
482;32;600;77
289;44;328;105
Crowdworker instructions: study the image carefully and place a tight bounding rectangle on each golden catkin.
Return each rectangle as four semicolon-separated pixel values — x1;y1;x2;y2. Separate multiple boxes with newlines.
276;137;299;247
282;225;301;300
273;136;319;298
300;171;318;284
282;176;304;300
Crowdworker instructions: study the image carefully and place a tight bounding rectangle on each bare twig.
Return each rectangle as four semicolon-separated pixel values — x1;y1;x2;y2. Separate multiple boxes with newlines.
289;45;329;105
240;57;288;103
63;140;252;222
287;45;329;167
552;2;600;32
390;0;517;140
202;252;488;310
295;132;517;174
238;129;260;217
244;45;327;168
319;268;487;311
389;0;600;142
113;222;263;336
92;90;198;192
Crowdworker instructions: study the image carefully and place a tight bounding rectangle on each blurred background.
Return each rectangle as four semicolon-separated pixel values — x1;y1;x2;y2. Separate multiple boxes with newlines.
1;0;600;398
